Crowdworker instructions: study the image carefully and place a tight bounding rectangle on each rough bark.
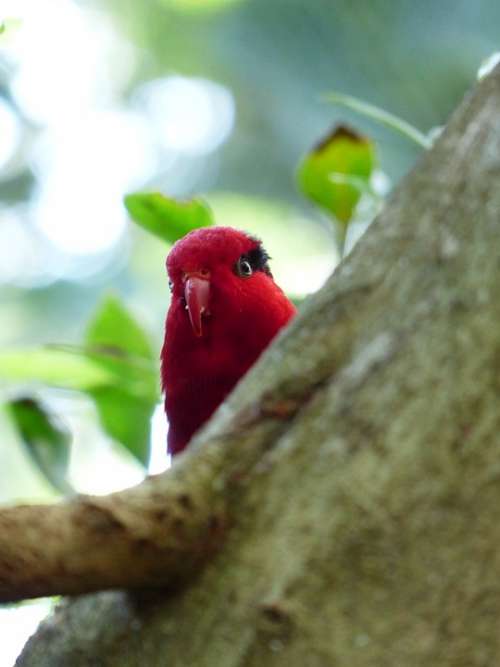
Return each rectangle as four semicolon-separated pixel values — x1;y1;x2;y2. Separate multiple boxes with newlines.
14;65;500;666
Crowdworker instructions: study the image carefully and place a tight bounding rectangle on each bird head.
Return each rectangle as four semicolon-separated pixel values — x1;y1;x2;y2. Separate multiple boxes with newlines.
166;226;274;339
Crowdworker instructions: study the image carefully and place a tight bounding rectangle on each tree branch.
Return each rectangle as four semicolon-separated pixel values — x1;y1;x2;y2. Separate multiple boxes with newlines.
0;267;366;602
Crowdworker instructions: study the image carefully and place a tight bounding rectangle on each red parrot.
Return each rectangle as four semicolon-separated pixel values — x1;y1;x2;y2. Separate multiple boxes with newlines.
161;226;296;456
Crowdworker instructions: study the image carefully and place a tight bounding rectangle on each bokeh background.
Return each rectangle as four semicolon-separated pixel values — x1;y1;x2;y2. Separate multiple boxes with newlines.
0;0;498;662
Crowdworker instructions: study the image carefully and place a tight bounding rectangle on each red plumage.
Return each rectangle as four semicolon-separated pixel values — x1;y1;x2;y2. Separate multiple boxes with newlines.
161;226;296;456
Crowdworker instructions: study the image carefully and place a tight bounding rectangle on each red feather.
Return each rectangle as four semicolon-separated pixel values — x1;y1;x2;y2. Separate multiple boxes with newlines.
161;226;296;455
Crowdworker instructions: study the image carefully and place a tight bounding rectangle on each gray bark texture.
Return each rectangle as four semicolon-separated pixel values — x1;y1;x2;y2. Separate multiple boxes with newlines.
15;65;500;666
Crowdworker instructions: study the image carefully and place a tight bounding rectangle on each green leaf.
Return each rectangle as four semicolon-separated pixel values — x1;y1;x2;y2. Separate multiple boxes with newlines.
0;347;115;390
86;294;153;360
7;397;73;495
297;125;376;229
323;92;431;149
0;345;157;398
124;192;213;244
83;294;158;400
84;294;159;466
89;388;152;465
0;296;160;467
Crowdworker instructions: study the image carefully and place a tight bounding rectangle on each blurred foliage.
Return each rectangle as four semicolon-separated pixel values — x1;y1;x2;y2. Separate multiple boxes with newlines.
84;295;158;465
297;125;376;251
0;347;114;389
162;0;244;11
7;397;72;495
2;295;158;485
324;92;432;149
124;193;213;244
85;295;154;362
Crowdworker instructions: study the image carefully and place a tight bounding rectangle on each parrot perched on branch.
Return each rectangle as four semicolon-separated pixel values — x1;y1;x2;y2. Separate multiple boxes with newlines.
161;226;296;456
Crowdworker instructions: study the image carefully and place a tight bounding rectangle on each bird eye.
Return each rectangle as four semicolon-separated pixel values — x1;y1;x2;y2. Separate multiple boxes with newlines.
235;257;253;278
168;279;174;293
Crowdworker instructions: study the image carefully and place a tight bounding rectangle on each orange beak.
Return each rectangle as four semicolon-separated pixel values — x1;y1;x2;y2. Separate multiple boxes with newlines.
184;275;210;337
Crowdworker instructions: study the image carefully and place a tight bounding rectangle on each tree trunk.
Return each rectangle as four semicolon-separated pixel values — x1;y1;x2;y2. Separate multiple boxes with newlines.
16;65;500;666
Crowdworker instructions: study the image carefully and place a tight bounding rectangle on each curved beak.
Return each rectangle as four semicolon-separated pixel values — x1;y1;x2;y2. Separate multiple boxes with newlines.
184;275;210;337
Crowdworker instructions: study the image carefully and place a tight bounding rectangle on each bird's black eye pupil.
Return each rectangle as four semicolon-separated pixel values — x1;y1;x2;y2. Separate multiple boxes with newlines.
168;280;174;292
237;258;253;277
241;260;252;275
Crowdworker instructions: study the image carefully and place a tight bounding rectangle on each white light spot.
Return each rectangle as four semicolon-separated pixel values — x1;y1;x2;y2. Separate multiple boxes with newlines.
137;76;235;155
0;600;51;667
269;639;285;652
0;99;21;171
355;633;371;648
0;210;54;287
66;402;145;495
35;186;127;256
149;403;171;474
32;110;156;255
279;254;336;295
477;52;500;80
441;233;460;259
370;170;391;197
9;0;135;125
427;125;444;144
344;333;394;384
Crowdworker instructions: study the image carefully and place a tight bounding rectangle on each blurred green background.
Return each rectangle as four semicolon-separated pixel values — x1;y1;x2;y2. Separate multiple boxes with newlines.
0;0;498;661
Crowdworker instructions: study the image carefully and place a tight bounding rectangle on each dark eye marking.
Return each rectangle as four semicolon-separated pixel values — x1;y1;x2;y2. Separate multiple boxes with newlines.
235;257;253;277
234;240;272;279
